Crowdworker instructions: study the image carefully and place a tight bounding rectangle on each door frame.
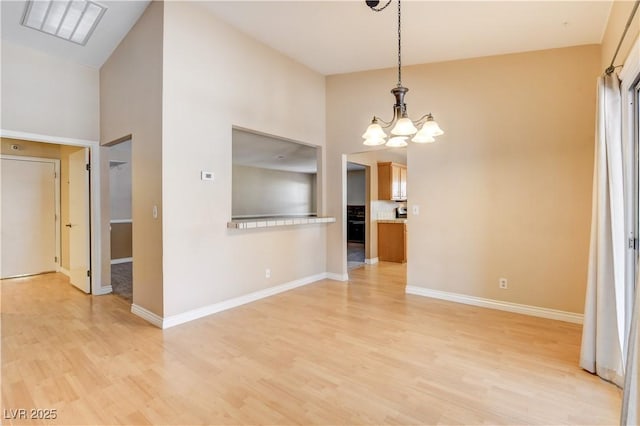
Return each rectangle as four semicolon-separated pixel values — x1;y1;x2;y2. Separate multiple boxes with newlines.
1;129;104;295
0;155;61;276
345;160;370;270
620;36;640;356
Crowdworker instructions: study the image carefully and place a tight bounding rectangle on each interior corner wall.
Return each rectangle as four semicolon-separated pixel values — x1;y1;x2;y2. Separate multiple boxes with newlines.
327;44;601;314
0;40;99;141
161;1;327;317
601;1;640;70
100;1;163;316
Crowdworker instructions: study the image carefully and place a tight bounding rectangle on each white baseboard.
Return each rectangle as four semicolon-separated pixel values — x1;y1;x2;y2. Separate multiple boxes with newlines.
405;286;583;324
326;272;349;282
58;267;70;277
94;285;112;295
111;257;133;265
131;304;163;328
365;257;379;265
161;272;329;329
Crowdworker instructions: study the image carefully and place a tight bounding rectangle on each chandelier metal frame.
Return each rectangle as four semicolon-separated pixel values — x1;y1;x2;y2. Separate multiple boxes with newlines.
362;0;444;147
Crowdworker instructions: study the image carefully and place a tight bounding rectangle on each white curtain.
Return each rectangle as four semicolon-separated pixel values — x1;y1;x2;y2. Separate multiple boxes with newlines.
580;73;625;387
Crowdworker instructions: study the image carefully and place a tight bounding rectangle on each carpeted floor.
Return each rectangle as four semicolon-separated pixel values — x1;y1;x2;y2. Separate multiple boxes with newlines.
111;262;132;302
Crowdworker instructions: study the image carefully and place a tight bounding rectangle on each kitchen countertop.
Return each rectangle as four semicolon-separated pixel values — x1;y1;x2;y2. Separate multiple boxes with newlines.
377;219;407;224
227;216;336;229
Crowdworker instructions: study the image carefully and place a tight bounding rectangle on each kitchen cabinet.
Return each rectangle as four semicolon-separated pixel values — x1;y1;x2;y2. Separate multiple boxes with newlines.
378;162;407;201
378;221;407;263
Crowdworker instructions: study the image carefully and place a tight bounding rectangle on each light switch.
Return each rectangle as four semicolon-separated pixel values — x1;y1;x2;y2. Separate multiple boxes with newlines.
412;205;420;215
153;205;158;219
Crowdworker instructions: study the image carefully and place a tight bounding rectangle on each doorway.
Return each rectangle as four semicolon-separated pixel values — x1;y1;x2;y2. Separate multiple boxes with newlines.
1;156;60;278
347;162;366;270
108;139;132;302
344;147;408;276
0;139;93;293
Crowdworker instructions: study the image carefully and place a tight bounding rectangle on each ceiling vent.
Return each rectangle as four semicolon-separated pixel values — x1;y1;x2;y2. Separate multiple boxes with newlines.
21;0;107;46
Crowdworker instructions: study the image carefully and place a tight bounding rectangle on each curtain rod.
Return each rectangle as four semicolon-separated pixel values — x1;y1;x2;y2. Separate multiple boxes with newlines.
606;0;640;74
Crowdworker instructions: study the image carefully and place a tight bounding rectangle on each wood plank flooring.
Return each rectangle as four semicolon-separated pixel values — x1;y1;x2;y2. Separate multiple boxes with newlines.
1;264;621;425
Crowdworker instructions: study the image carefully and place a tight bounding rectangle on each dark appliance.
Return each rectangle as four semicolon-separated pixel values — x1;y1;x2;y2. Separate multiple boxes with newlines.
396;206;407;218
347;205;365;243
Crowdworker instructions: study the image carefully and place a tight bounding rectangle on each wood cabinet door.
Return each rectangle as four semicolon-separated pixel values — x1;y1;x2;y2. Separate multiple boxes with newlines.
399;166;407;199
391;165;401;199
378;223;406;263
378;162;407;201
378;162;392;200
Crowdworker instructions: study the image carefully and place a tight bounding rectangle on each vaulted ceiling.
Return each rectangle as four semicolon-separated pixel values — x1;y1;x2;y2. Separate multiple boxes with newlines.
1;1;613;74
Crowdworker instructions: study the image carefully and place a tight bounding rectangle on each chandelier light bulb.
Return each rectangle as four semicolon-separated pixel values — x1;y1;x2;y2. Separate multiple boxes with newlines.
363;136;387;146
362;121;387;140
422;117;444;136
411;130;436;143
390;117;417;136
386;136;408;148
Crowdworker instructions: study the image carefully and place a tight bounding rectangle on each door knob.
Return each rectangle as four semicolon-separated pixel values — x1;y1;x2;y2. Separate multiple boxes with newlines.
65;223;73;228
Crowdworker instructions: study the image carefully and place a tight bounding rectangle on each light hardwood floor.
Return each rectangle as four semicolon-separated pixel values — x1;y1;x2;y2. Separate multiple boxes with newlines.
2;264;621;425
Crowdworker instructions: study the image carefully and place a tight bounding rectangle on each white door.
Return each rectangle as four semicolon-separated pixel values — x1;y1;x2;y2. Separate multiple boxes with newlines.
1;157;58;278
68;148;91;293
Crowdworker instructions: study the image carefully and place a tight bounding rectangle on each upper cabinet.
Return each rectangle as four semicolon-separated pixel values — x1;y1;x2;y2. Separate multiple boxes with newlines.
378;162;407;201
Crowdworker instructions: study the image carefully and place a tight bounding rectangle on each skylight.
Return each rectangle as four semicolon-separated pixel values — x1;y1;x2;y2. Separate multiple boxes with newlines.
21;0;107;46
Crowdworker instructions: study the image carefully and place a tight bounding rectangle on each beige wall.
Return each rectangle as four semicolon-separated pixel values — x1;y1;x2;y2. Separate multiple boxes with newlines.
601;0;640;70
347;170;365;205
109;140;132;221
111;223;133;259
100;1;162;315
161;2;327;316
0;41;99;141
327;45;600;313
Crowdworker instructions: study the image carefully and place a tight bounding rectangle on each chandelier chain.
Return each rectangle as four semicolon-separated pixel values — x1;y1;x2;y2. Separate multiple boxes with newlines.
369;0;392;12
397;0;401;87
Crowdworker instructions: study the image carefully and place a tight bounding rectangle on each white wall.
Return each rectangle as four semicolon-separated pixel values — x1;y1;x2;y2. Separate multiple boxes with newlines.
347;170;365;205
161;2;327;317
1;40;99;141
109;140;132;221
233;165;316;218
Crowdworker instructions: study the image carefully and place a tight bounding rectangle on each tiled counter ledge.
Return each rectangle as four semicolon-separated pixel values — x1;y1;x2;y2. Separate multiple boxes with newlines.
227;216;336;229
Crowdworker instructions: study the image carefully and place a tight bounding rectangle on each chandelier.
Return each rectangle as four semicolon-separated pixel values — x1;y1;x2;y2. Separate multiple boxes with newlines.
362;0;444;147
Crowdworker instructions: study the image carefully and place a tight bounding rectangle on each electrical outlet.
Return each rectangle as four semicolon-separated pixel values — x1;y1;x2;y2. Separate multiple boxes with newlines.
412;205;420;215
265;268;271;279
499;278;508;289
